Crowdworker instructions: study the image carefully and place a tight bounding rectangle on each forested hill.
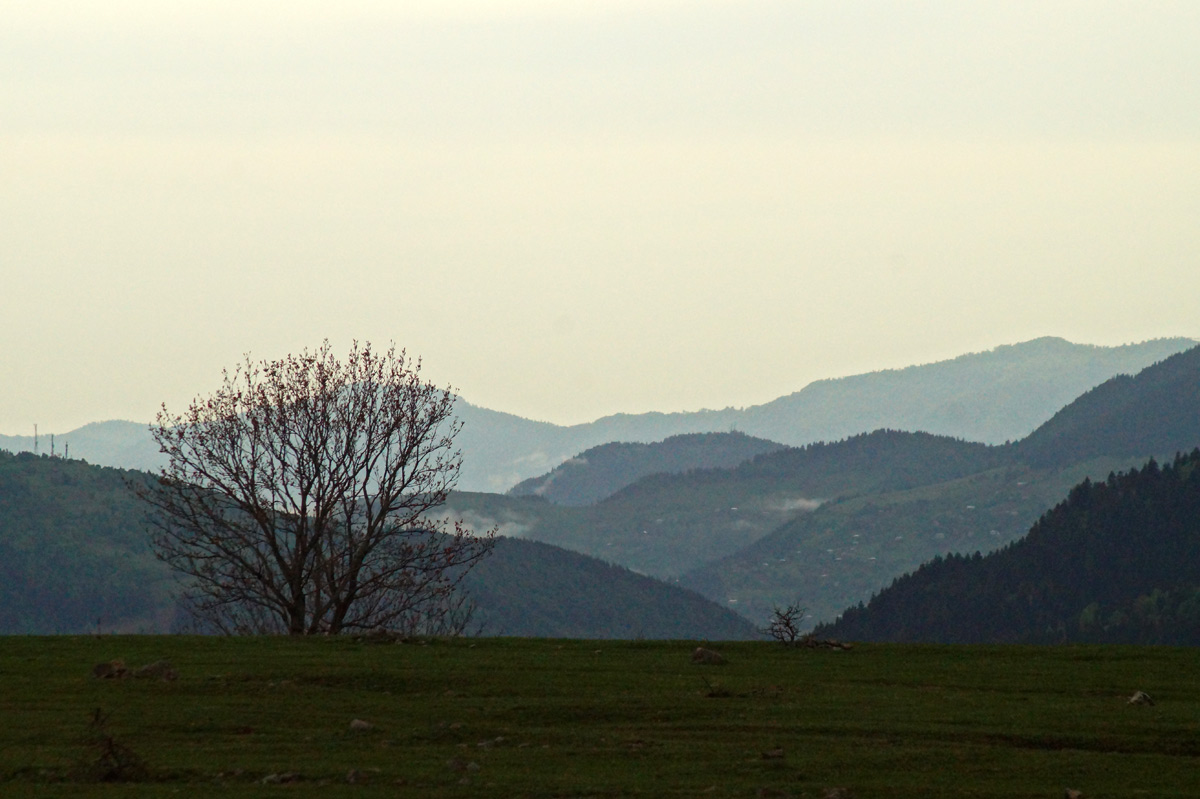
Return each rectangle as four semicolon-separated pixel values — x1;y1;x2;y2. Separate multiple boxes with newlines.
0;450;758;639
819;450;1200;644
465;537;757;639
615;429;1006;507
507;432;785;506
0;450;170;633
1014;344;1200;468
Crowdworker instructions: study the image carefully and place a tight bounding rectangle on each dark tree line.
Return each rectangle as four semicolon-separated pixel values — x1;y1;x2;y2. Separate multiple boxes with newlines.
822;449;1200;644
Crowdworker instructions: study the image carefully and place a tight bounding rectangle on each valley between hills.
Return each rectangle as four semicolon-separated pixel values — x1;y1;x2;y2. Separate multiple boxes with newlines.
3;336;1200;642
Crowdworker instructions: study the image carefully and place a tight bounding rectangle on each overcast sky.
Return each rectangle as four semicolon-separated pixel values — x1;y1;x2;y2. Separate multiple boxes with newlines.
3;0;1199;432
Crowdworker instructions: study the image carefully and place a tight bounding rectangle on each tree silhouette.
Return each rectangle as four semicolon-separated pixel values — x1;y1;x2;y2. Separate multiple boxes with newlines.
138;341;493;635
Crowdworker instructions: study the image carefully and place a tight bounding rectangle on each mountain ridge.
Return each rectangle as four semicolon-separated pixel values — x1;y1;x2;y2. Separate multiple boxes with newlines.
677;342;1200;625
6;339;1200;639
507;431;786;506
2;337;1193;492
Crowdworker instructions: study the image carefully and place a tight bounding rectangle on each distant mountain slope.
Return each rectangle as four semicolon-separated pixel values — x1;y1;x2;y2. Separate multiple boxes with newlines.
730;337;1196;447
680;455;1144;627
465;430;1006;580
0;451;754;639
5;337;1191;493
680;344;1200;627
507;432;786;506
818;451;1200;644
451;403;589;493
465;537;758;639
680;429;1005;495
1015;345;1200;468
0;420;162;472
464;336;1192;490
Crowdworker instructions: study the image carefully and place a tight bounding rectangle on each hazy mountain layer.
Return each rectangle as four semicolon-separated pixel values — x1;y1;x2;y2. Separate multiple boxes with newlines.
682;343;1200;626
732;336;1195;447
3;337;1191;493
6;339;1199;638
385;339;1200;614
441;430;1004;582
1015;345;1200;468
463;336;1193;490
507;432;785;506
0;420;162;473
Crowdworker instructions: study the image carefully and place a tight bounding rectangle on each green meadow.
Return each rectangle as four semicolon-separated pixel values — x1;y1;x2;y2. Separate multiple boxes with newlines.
2;636;1197;798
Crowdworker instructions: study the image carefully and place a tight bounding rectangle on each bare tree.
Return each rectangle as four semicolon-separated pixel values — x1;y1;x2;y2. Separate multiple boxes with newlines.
763;602;809;645
137;341;493;635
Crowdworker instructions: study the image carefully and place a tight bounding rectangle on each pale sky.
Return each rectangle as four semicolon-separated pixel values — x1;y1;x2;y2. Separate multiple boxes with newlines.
3;0;1199;433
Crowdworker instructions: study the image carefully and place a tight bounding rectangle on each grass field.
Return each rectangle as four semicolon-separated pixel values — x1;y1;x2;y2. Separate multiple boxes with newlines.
2;636;1198;797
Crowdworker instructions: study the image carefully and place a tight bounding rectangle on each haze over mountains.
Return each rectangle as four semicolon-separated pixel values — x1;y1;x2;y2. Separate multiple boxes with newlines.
3;338;1199;641
683;345;1200;625
434;343;1200;629
463;336;1193;489
1;337;1193;493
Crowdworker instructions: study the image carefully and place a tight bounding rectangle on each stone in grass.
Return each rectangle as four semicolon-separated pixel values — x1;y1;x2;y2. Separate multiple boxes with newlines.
133;660;178;681
350;718;375;731
691;647;727;666
91;660;127;679
261;772;302;784
1064;790;1084;799
1128;691;1154;706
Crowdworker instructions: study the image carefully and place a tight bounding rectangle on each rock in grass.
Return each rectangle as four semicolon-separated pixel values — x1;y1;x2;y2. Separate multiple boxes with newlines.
91;660;127;679
1064;789;1084;799
691;647;726;665
261;772;301;784
1128;691;1154;706
132;660;177;681
350;718;374;731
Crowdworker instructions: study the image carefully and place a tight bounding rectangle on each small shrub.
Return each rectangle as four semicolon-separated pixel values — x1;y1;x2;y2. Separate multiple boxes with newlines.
72;708;149;783
699;676;733;698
